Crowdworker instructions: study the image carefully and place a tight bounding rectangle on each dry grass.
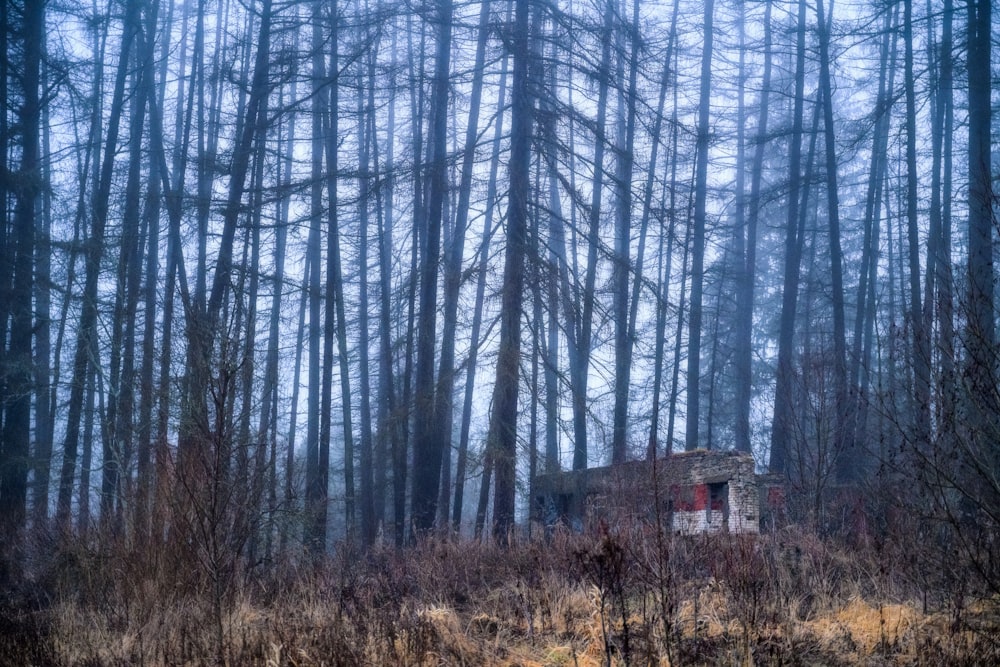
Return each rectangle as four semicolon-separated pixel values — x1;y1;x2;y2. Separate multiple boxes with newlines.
3;528;999;666
804;597;923;655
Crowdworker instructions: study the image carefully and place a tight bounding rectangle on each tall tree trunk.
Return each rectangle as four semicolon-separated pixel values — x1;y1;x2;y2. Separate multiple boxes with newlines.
356;39;377;546
320;12;342;537
921;0;950;460
323;25;359;538
462;32;510;535
135;0;165;541
542;29;564;474
399;9;426;542
787;96;822;489
32;23;54;526
258;79;296;558
964;0;994;450
769;0;808;475
734;0;771;454
684;0;714;452
851;5;896;460
611;0;641;465
814;0;850;483
236;107;267;563
106;11;157;528
283;253;309;551
143;0;195;542
668;167;695;453
412;0;453;533
933;0;955;449
0;0;9;434
1;0;43;536
373;28;402;542
45;3;107;530
652;37;683;455
491;0;530;543
570;0;615;469
305;1;327;553
435;0;495;531
179;0;273;530
57;0;140;530
901;0;931;469
641;0;680;459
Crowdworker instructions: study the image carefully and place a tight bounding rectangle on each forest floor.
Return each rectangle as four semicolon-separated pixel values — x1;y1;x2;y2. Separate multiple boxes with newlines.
2;526;999;666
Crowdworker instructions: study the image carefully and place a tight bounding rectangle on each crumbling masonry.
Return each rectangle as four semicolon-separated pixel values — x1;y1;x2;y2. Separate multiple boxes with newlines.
533;450;761;534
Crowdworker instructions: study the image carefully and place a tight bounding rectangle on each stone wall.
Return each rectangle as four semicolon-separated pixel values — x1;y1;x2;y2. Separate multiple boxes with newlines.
533;450;760;534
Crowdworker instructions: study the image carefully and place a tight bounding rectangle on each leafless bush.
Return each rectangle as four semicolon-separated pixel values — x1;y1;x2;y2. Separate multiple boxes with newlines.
3;512;998;665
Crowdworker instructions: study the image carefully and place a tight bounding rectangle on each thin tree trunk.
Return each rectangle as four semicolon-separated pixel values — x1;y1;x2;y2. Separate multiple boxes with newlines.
611;0;642;465
236;104;267;563
412;0;454;533
370;53;392;534
57;0;139;530
902;0;931;468
463;39;510;535
283;253;309;551
784;95;822;489
933;0;955;448
652;37;683;455
322;25;359;538
374;27;402;542
47;4;104;513
667;166;695;453
179;0;273;532
0;0;9;438
571;0;615;469
491;0;530;542
78;365;98;535
356;37;377;546
1;0;43;536
543;28;564;474
637;0;680;459
734;0;771;454
684;0;714;452
649;183;675;458
814;0;850;482
769;0;808;475
434;0;495;532
106;12;157;528
134;0;167;541
143;0;196;541
965;0;994;441
305;0;327;553
399;10;427;543
851;5;896;456
32;20;54;526
255;104;293;557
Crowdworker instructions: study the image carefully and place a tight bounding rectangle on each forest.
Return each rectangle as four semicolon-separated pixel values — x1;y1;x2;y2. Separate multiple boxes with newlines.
0;0;998;663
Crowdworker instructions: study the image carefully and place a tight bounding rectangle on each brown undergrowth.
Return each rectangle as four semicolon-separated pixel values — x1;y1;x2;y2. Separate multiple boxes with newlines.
2;525;998;666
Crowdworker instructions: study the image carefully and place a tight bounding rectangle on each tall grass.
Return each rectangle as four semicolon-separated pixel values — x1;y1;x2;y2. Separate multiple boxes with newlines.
2;523;998;665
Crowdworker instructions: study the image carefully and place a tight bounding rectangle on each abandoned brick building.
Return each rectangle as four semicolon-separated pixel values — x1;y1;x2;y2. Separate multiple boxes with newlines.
532;450;761;534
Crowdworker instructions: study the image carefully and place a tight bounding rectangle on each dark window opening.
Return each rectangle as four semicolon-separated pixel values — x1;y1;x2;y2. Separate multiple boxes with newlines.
708;481;730;527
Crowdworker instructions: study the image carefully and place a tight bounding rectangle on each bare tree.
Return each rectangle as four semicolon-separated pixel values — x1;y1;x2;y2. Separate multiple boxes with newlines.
684;0;714;452
490;0;531;542
411;0;453;534
0;0;43;537
769;0;808;475
57;0;140;530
